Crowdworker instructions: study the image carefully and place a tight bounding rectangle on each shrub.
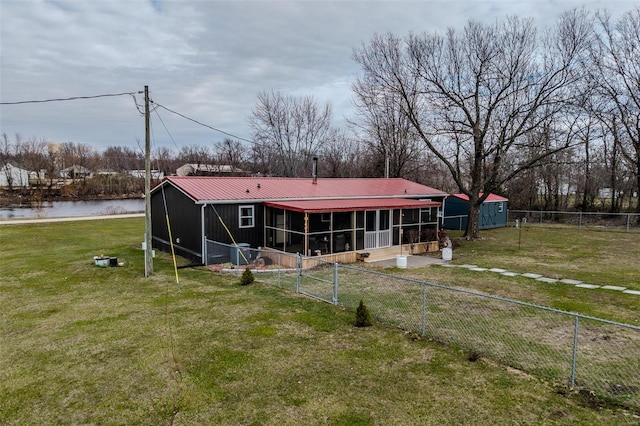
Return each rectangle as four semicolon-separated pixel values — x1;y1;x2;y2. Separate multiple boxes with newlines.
354;300;372;327
240;267;255;286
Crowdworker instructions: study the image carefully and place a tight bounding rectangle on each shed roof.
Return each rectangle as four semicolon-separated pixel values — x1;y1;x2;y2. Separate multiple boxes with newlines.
156;176;447;203
450;193;508;203
264;198;441;213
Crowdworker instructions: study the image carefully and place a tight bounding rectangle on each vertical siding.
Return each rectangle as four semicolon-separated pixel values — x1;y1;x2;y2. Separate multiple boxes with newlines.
205;202;264;248
151;184;203;261
444;197;509;230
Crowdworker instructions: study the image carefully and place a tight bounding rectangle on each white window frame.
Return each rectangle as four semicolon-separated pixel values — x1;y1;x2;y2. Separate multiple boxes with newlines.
239;205;255;228
498;202;504;213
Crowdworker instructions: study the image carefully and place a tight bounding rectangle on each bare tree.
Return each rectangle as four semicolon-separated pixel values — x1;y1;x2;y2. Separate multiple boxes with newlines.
249;90;332;177
318;128;363;177
152;146;177;176
103;146;143;173
213;138;248;174
590;8;640;216
1;133;16;190
351;79;423;178
353;11;592;238
177;144;211;174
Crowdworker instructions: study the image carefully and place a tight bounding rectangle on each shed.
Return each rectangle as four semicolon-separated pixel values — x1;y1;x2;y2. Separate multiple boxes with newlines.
443;193;509;230
150;176;448;265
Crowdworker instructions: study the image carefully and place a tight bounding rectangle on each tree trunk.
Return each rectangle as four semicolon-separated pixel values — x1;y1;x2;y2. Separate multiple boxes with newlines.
464;200;481;240
636;160;640;223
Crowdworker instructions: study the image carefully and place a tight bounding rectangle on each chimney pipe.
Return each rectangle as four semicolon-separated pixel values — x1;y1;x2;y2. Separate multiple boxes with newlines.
312;156;318;184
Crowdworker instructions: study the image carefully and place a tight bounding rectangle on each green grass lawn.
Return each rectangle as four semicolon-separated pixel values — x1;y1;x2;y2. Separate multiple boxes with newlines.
1;219;638;425
386;225;640;325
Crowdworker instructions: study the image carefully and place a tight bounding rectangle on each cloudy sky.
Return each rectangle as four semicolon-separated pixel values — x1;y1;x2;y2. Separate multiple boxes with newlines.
0;0;635;153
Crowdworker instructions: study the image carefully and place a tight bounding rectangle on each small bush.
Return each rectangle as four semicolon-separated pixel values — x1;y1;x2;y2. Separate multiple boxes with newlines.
240;267;255;286
354;300;372;327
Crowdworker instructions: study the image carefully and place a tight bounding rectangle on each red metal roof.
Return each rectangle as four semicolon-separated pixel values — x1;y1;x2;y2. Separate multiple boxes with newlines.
264;198;441;213
451;193;508;202
158;176;447;203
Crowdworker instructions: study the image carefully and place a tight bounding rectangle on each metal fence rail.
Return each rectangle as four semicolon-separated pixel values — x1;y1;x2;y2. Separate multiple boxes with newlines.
256;254;640;409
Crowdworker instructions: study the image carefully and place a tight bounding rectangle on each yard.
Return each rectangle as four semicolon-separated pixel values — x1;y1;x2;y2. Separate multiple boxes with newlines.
0;218;638;424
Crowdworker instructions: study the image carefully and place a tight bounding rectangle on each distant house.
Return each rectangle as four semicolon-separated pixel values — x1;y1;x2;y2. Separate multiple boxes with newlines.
0;162;30;188
128;169;165;180
60;165;92;179
150;176;448;265
443;193;509;230
176;163;246;177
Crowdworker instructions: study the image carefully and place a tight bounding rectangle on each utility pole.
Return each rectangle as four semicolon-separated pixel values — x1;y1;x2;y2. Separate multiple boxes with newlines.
144;85;153;277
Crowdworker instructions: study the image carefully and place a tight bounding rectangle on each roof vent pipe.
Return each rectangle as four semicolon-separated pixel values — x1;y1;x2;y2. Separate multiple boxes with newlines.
312;156;318;184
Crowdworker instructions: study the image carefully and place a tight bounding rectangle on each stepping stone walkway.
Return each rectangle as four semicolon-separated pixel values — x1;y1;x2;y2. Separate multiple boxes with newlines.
437;263;638;296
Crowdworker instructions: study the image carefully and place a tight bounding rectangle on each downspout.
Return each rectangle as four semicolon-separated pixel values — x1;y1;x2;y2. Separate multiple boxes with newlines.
440;196;448;231
201;204;206;265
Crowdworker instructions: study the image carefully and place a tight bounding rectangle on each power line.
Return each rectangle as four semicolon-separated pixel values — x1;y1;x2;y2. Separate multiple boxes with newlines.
153;108;181;152
0;91;143;105
152;101;255;145
2;90;257;147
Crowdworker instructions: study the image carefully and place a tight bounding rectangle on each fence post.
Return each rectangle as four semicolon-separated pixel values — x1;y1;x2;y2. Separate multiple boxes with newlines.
333;263;339;305
296;253;302;293
571;315;579;387
277;252;281;286
627;214;631;233
421;282;426;337
579;212;582;229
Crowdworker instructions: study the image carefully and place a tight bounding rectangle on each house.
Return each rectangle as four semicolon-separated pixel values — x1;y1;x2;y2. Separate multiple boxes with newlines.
59;165;93;179
150;176;448;265
0;162;30;188
128;169;165;180
443;193;509;230
176;163;246;177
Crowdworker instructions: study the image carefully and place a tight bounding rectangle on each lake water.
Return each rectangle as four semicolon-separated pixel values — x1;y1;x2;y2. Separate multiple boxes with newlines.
0;199;145;220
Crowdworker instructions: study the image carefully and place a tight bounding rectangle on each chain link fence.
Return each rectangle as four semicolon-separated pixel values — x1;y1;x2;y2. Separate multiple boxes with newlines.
509;210;640;233
253;252;639;409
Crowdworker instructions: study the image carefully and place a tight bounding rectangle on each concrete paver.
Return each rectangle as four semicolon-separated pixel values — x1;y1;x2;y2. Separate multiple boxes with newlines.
575;284;601;289
560;279;583;285
601;285;626;291
521;273;543;279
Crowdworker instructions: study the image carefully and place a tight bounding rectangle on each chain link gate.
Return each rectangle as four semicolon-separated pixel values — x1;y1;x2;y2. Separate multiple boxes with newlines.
296;254;338;305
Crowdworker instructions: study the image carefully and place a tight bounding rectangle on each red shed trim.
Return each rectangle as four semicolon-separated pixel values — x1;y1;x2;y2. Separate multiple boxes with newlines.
450;193;508;202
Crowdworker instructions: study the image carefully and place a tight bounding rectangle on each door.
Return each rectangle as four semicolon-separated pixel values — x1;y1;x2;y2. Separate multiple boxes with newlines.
365;210;390;249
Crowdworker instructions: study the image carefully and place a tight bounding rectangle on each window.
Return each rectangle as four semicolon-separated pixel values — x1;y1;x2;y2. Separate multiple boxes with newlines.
239;205;254;228
498;202;504;213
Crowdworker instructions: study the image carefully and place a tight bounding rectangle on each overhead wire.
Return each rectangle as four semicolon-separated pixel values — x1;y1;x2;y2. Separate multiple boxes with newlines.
153;108;181;152
0;91;142;105
152;101;255;145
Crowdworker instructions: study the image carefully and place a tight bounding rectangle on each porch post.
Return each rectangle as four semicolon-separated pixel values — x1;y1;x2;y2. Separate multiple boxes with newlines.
399;208;403;254
304;213;309;257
